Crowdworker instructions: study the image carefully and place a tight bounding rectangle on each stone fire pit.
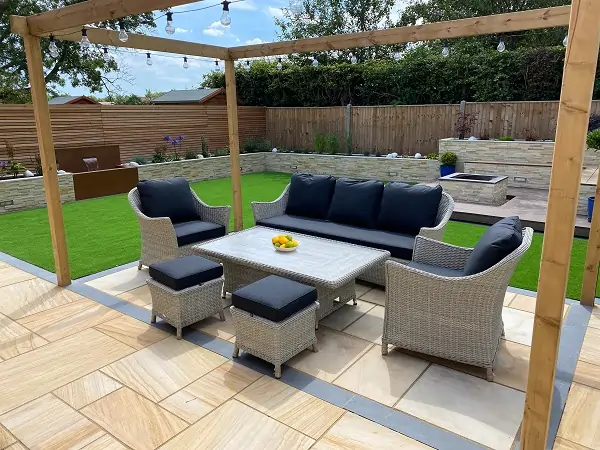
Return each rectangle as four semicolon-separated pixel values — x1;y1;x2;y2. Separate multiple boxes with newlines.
439;173;508;206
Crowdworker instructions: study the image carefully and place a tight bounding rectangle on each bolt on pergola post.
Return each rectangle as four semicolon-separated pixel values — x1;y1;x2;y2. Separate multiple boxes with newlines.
10;2;598;447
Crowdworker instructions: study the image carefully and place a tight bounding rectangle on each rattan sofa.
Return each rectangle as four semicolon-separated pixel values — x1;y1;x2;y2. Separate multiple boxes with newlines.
129;186;230;269
252;180;454;286
381;228;533;380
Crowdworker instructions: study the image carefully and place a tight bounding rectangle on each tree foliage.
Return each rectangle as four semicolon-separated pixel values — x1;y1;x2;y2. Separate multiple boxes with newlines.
0;0;157;104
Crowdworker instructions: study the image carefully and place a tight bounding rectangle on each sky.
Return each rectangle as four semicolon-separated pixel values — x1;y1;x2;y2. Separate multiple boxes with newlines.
64;0;291;96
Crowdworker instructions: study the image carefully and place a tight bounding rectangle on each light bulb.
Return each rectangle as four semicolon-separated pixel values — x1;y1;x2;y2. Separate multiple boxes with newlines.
277;58;282;70
118;20;128;42
146;53;152;66
312;57;318;67
289;0;303;14
220;1;231;26
563;34;568;47
441;46;449;57
245;60;251;70
49;35;59;58
103;47;110;62
183;56;189;69
165;12;175;34
215;60;221;72
350;53;357;64
393;51;401;61
80;28;90;50
497;38;506;52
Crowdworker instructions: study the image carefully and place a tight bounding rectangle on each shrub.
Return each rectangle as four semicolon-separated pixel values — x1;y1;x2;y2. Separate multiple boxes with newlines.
375;149;382;157
362;149;371;156
479;131;490;140
455;112;477;139
131;155;148;165
201;136;209;158
524;129;539;141
497;136;515;141
30;154;43;175
243;137;271;153
325;134;339;154
314;134;327;154
589;114;600;132
151;144;170;163
587;129;600;150
426;152;439;160
440;151;457;166
184;151;197;160
214;147;230;157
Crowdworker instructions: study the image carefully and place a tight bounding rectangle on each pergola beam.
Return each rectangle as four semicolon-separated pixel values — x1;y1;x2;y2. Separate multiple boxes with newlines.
228;5;570;59
25;0;200;36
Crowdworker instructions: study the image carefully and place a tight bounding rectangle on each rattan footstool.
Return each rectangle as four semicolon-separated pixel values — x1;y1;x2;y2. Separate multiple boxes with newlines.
148;255;224;339
230;275;319;378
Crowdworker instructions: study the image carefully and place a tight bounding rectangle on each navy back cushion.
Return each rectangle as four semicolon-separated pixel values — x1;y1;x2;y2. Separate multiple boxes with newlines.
285;173;336;219
463;216;523;276
377;183;442;235
137;177;199;223
327;178;384;228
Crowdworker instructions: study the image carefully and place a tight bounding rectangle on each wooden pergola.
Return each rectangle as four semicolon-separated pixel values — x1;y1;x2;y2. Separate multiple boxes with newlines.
9;1;600;448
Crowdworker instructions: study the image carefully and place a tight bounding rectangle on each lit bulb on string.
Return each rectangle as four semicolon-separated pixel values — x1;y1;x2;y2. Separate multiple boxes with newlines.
165;11;175;35
497;38;506;52
441;40;449;57
80;28;90;50
118;20;128;42
312;56;318;67
245;60;251;71
146;52;152;66
103;47;111;62
214;60;222;72
393;51;401;61
277;58;282;70
289;0;303;14
183;56;189;69
563;34;568;47
220;1;231;26
350;52;357;64
49;35;59;58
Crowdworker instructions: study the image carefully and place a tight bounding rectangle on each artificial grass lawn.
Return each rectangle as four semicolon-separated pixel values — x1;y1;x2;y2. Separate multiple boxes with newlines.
0;171;595;300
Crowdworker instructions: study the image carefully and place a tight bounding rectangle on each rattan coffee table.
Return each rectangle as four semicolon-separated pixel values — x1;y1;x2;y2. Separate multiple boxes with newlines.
192;226;390;320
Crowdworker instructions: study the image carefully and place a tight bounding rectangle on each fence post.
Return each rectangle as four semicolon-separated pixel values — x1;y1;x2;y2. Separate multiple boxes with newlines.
458;100;467;139
345;103;352;154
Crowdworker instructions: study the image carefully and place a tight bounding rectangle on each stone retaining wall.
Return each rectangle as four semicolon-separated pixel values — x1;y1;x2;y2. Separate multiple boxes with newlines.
0;174;74;214
440;176;508;206
463;162;550;190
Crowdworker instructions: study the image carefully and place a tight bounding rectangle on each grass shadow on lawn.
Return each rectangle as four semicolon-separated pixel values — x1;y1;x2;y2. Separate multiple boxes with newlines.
0;171;594;300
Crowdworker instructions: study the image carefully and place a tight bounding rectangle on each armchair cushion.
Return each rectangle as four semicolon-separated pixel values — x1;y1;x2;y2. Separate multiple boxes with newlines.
463;216;523;276
406;261;463;278
173;220;226;247
149;255;223;291
327;178;384;228
285;173;336;219
137;177;199;223
377;183;442;235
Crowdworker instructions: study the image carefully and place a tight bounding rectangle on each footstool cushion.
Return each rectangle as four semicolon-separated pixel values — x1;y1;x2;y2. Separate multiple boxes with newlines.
232;275;317;322
149;255;223;291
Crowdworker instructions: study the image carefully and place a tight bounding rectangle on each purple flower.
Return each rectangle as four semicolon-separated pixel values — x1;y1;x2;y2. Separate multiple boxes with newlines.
163;136;171;142
171;140;178;146
177;135;184;141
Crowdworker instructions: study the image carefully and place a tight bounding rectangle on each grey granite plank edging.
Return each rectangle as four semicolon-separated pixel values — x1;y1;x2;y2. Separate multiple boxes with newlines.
75;261;139;283
0;251;57;284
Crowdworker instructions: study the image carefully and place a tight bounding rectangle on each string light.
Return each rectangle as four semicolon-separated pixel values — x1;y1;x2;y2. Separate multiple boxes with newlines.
165;11;175;34
183;56;189;69
146;52;152;66
349;52;357;64
289;0;303;14
277;57;282;70
563;34;568;47
220;1;231;26
497;37;506;52
48;35;59;58
245;60;251;70
118;20;128;42
214;60;222;72
103;47;111;62
393;51;401;61
80;28;90;50
312;56;318;67
441;40;449;57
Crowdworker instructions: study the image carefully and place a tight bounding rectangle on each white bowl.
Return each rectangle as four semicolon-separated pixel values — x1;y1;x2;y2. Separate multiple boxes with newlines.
274;245;297;252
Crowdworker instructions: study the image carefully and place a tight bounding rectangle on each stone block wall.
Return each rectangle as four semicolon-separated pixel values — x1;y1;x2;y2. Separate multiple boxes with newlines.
440;177;508;206
0;174;75;214
464;162;550;189
264;153;440;183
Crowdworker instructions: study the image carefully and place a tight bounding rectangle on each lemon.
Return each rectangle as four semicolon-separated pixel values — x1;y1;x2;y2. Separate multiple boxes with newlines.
292;240;299;247
274;242;281;247
285;234;293;241
285;241;295;248
278;236;288;245
271;236;279;244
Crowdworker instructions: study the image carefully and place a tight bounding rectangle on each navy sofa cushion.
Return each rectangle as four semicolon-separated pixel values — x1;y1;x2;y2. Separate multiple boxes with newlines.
327;178;384;228
407;261;463;278
285;173;336;219
232;275;317;322
149;255;223;291
377;182;443;235
137;178;199;223
257;214;415;260
173;220;226;247
463;216;523;276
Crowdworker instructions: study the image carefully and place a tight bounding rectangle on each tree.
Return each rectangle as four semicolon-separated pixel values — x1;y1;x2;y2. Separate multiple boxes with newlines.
0;0;157;104
91;89;165;105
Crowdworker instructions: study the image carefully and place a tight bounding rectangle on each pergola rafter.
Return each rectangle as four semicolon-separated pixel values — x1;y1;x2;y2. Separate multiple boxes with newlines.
9;2;600;449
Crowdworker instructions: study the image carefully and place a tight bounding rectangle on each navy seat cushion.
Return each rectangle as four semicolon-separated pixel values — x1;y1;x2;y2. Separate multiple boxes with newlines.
149;255;223;291
173;220;226;247
377;183;443;235
285;173;336;219
257;214;415;260
137;178;199;223
232;275;317;322
407;261;463;278
463;216;523;276
327;178;384;228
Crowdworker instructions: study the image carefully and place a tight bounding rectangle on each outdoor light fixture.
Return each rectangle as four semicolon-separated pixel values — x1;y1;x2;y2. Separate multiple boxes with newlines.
183;56;189;69
312;56;318;67
165;11;175;35
220;1;231;26
215;60;222;71
146;52;152;66
80;28;90;49
563;34;568;46
103;47;110;62
245;60;251;70
393;51;401;61
497;37;506;52
277;58;282;70
49;35;59;58
350;52;357;64
118;20;128;42
441;40;450;57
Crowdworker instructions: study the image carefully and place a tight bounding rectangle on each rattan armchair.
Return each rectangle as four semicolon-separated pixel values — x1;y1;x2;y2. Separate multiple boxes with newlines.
381;228;533;380
129;187;231;269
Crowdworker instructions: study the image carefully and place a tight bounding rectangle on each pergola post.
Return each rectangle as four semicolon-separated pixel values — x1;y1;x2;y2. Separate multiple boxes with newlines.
521;0;600;447
581;171;600;306
22;34;71;286
224;59;243;231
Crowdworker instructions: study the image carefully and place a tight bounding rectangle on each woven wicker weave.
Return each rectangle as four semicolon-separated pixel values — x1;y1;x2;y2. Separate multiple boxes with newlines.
381;229;533;380
148;276;224;339
251;183;454;286
129;187;231;269
231;302;319;378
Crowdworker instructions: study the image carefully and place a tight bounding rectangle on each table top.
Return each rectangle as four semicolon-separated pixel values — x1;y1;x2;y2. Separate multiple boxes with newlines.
193;226;390;287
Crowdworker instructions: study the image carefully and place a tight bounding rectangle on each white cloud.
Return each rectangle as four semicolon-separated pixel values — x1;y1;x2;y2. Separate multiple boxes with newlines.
174;27;191;33
245;37;264;45
235;38;241;42
203;21;229;37
266;6;284;19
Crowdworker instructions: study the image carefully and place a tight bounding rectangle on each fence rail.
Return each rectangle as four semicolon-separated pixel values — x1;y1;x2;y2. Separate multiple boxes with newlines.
266;101;600;154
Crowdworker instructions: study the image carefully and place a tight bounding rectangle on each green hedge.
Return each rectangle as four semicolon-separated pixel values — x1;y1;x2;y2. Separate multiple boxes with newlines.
202;47;600;107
